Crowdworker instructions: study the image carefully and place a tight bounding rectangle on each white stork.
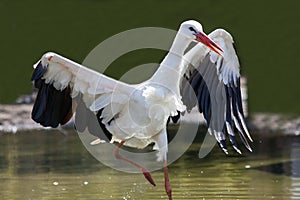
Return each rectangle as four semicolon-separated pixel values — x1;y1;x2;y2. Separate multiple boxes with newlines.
31;20;252;200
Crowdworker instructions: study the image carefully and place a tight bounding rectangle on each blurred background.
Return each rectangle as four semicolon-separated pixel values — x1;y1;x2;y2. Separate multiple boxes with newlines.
1;1;300;200
0;0;299;115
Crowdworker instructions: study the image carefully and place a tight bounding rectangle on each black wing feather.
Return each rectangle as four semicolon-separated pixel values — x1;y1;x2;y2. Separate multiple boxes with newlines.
31;62;73;128
182;54;251;154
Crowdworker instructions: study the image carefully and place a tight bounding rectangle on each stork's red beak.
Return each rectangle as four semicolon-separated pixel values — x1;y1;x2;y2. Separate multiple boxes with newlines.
195;32;223;56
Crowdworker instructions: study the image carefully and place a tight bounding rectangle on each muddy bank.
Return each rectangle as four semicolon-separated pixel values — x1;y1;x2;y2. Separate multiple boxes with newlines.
0;103;42;133
250;113;300;135
0;103;299;136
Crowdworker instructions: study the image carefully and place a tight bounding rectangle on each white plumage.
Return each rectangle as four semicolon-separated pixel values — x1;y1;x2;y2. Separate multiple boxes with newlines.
31;20;251;200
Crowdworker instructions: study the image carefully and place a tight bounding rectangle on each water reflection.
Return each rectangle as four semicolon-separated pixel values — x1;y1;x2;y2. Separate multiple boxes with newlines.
255;161;300;177
290;141;300;199
0;131;100;175
0;129;299;199
253;134;300;177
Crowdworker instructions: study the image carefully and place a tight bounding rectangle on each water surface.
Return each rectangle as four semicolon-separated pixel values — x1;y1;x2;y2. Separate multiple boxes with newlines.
0;129;299;199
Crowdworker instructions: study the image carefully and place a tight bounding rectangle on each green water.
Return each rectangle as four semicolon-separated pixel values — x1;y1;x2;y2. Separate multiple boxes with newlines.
1;0;300;114
0;129;299;199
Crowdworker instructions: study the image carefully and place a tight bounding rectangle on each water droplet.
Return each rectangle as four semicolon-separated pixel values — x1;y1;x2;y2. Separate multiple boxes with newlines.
83;181;89;185
53;181;59;186
245;165;251;169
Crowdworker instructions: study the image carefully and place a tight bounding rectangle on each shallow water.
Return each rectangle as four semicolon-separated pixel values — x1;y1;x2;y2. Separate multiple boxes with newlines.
0;129;299;200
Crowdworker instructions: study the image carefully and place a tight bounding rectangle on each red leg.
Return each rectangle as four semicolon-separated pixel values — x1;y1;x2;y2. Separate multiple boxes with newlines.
164;159;172;200
114;141;156;186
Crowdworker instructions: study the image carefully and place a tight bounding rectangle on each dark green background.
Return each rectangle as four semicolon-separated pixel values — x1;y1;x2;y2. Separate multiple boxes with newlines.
1;0;299;114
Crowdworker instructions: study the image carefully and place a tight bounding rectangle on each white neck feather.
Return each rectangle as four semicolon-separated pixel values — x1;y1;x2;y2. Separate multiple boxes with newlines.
150;32;191;94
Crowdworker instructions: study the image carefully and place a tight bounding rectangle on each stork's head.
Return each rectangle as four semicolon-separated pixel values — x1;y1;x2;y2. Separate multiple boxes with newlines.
179;20;223;55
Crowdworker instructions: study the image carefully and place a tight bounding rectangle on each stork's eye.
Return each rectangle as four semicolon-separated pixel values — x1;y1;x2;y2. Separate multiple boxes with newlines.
188;27;197;33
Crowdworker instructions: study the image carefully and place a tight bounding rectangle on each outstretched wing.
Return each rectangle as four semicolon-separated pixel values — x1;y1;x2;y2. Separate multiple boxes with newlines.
181;29;252;154
31;52;134;138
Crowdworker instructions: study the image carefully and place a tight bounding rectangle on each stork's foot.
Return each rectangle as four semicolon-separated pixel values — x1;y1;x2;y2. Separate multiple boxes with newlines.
141;167;156;186
114;140;156;187
164;160;172;200
165;181;172;200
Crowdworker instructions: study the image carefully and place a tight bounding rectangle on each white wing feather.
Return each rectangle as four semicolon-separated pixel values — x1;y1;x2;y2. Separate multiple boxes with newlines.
35;52;134;110
32;52;137;131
